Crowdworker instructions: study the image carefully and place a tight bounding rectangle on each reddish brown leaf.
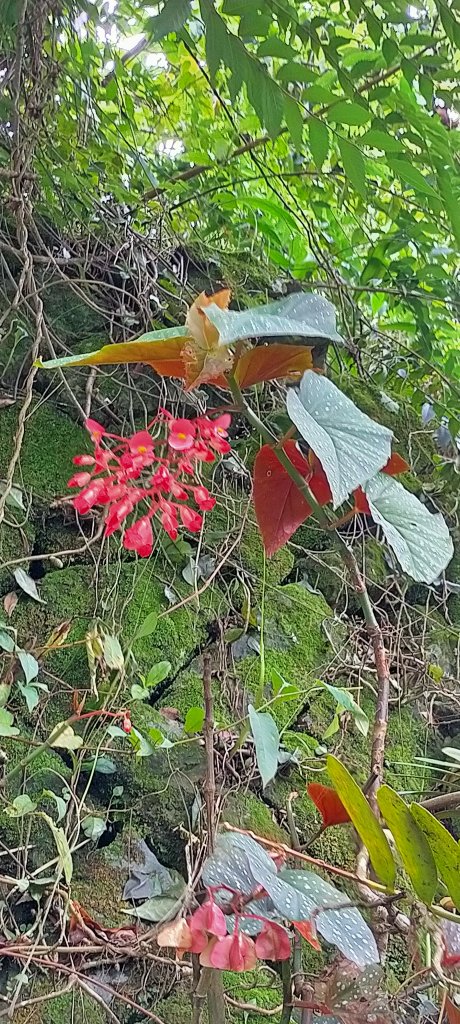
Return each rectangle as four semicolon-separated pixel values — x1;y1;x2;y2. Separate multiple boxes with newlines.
293;918;322;951
253;441;312;556
3;591;18;618
69;901;137;945
307;782;351;828
447;997;460;1024
234;343;313;388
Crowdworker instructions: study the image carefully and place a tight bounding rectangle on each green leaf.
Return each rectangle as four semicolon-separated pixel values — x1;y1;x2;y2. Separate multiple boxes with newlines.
319;681;369;737
258;38;294;59
364;474;453;584
184;706;205;734
81;756;117;775
327;755;396;888
82;815;106;841
411;803;460;910
328;101;371;126
377;786;437;905
145;0;191;41
7;794;37;817
42;790;67;822
248;704;280;788
102;634;124;671
338;136;367;198
204;292;342;345
387;158;439;199
360;129;404;153
131;683;149;701
309;119;329;169
0;629;15;653
17;650;39;685
284;95;304;148
0;708;20;737
437;169;460;248
146;661;171;687
133;611;158;641
0;482;24;511
366;9;382;43
40;812;73;884
49;722;83;751
277;62;318;83
286;371;392;509
18;683;39;713
13;568;46;604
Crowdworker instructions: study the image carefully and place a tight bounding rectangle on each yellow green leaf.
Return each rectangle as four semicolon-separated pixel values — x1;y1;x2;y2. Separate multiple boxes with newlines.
411;803;460;910
327;755;395;888
377;786;437;904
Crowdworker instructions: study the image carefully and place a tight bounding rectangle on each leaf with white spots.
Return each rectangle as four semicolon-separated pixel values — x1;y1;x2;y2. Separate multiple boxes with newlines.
204;293;343;346
364;474;453;584
202;832;275;897
287;372;392;509
279;869;379;967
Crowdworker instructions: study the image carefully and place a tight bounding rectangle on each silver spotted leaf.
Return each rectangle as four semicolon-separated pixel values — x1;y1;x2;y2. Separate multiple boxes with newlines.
280;870;379;967
442;919;460;965
364;474;453;584
204;293;343;346
287;372;392;509
325;962;383;1012
202;832;275;898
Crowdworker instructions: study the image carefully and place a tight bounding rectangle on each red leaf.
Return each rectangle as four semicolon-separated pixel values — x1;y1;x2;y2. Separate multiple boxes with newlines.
253;441;312;556
235;344;313;388
447;997;460;1024
307;782;351;828
255;921;291;961
308;453;333;505
353;451;409;516
293;918;322;951
384;451;409;476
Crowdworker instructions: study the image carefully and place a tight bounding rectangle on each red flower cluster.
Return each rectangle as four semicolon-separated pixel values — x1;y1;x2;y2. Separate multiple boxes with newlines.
157;893;291;972
68;413;231;557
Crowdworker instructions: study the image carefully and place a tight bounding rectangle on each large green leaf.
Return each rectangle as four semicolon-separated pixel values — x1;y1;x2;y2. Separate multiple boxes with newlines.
145;0;191;40
327;755;395;888
204;293;343;345
364;474;453;584
286;372;392;509
411;804;460;911
338;137;367;198
248;705;280;788
377;786;437;905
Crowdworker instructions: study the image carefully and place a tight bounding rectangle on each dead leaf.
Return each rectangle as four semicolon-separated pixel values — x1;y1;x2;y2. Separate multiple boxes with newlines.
157;917;192;950
3;592;18;618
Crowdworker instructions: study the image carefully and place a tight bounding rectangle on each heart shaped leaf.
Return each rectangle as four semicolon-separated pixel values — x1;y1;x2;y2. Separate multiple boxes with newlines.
364;474;453;583
287;372;392;509
327;755;395;888
377;786;437;905
204;292;343;345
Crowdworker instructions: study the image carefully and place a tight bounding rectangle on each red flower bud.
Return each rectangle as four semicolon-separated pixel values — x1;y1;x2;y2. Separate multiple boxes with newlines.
73;454;95;466
179;505;202;532
68;471;92;488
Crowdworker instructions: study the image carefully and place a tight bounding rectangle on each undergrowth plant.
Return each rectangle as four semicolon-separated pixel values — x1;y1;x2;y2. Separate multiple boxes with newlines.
27;289;460;1021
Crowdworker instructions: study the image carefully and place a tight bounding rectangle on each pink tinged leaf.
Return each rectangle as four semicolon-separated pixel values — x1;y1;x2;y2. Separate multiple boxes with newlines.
255;922;291;961
157;917;192;951
209;933;257;972
190;901;227;938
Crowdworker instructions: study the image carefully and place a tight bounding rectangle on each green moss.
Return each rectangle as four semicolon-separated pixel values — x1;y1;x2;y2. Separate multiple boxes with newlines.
224;790;287;843
301;537;387;611
0;403;90;500
14;989;107;1024
157;990;203;1024
0;735;71;867
224;968;282;1020
0;519;35;594
237;584;333;729
157;669;232;727
239;522;294;592
71;839;131;926
12;561;222;698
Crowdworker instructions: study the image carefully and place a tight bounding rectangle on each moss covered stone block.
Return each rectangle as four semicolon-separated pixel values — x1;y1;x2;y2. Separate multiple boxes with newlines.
0;403;90;501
